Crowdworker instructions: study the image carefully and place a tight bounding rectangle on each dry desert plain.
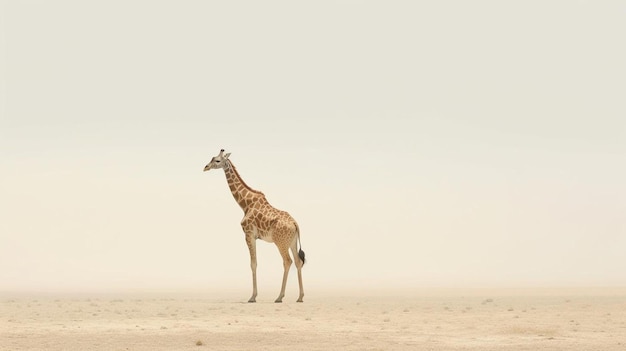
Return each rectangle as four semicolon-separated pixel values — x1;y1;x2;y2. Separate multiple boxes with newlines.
2;288;626;351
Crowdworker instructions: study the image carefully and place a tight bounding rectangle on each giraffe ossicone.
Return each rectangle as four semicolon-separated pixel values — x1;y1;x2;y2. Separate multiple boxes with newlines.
204;149;305;303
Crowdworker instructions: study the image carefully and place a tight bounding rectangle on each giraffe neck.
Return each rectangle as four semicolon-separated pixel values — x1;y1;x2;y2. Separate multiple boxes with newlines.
223;160;264;211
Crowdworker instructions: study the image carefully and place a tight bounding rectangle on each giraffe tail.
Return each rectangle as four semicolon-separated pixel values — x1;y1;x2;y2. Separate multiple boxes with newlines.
295;222;306;266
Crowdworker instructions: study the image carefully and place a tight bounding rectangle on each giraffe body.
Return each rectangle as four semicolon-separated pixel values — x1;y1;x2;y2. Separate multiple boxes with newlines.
204;150;305;303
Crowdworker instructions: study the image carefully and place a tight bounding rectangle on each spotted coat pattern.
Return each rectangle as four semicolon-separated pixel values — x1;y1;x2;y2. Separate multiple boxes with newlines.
221;160;304;303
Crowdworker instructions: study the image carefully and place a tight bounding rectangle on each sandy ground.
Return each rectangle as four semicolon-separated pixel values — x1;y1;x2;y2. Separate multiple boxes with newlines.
2;288;625;351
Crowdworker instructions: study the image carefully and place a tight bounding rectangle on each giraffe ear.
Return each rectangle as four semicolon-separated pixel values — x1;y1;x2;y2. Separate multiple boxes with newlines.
223;153;231;159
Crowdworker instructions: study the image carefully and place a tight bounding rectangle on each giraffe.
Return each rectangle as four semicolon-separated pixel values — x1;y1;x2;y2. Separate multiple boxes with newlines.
204;149;305;303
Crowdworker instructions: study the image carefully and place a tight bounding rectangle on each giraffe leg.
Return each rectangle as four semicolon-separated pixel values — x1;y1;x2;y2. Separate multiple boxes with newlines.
275;245;292;303
290;242;304;302
245;234;258;303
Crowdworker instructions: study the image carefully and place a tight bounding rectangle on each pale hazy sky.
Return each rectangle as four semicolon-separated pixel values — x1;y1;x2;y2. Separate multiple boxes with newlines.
1;1;625;294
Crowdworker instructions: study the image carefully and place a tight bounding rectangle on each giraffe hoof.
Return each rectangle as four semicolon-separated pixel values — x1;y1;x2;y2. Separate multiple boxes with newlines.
248;299;256;303
297;299;303;303
274;299;283;303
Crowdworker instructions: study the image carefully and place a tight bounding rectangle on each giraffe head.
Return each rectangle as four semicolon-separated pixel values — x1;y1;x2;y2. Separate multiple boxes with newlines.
204;149;231;172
